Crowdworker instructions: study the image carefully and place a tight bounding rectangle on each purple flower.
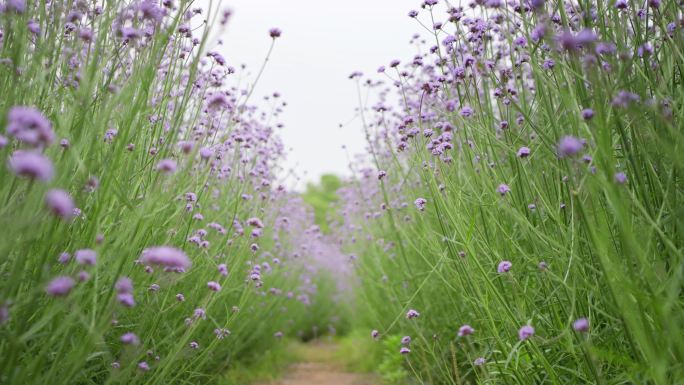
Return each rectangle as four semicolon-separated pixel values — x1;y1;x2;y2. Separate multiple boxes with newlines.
8;151;54;182
406;309;420;319
460;106;474;117
176;293;185;301
371;329;379;339
207;281;221;292
121;332;140;345
573;318;589;332
75;249;97;266
517;147;530;158
247;217;264;228
218;263;228;276
206;94;230;110
117;293;135;308
189;341;199;349
269;28;281;38
199;147;213;159
497;260;512;273
78;270;90;282
44;189;75;221
401;335;411;344
6;106;53;147
0;135;8;149
58;252;71;264
156;159;177;173
473;357;486;366
400;347;411;355
140;246;192;270
581;108;594;120
414;198;427;211
115;277;133;294
458;324;474;337
45;276;75;296
518;325;535;340
215;328;231;339
496;184;511;196
274;331;284;338
378;170;387;180
557;136;584;157
137;361;150;371
27;19;40;35
614;172;627;184
6;0;26;13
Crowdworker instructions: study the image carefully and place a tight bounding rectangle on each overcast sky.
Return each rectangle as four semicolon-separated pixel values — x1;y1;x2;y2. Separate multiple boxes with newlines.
205;0;422;189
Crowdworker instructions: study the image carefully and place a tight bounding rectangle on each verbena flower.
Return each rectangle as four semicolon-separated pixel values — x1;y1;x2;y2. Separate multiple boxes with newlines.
414;198;427;211
269;28;281;38
121;332;140;345
497;260;512;273
557;136;584;157
406;309;420;319
156;159;177;173
517;147;530;158
497;184;511;196
6;106;53;147
8;151;54;182
207;281;221;291
614;172;627;184
458;324;474;337
45;276;75;297
75;249;97;266
45;189;75;221
140;246;191;270
573;318;589;332
518;325;535;340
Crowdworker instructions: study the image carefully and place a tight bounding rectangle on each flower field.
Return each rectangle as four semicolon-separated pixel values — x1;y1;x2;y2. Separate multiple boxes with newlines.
1;0;683;384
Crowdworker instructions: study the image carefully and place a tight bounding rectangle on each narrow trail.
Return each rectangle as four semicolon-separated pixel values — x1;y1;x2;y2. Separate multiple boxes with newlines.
263;341;377;385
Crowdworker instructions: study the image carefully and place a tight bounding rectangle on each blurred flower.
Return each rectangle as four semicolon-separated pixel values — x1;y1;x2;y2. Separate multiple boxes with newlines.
458;324;474;337
6;106;53;147
8;151;54;182
75;249;97;266
573;318;589;333
45;276;75;296
140;247;191;270
518;325;535;340
121;332;140;345
45;189;75;221
497;261;512;273
557;136;584;158
406;309;420;319
414;198;427;211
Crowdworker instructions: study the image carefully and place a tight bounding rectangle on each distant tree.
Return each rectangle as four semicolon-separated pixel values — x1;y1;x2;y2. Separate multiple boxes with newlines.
302;174;342;233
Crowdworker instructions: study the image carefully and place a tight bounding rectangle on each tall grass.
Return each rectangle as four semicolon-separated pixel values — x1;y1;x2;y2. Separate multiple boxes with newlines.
0;1;346;384
339;0;684;384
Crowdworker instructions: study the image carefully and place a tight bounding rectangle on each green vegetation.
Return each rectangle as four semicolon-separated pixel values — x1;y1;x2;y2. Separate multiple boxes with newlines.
301;174;342;233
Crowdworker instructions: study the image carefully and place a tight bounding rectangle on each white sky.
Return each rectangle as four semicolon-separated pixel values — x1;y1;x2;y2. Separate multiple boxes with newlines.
205;0;422;189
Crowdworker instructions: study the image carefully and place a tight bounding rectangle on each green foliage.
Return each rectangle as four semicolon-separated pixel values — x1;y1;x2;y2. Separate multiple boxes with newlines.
341;1;684;385
376;336;411;385
221;340;298;385
301;174;342;233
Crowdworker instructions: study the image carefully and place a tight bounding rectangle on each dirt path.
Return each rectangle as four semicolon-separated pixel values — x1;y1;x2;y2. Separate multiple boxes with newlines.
262;341;377;385
277;362;375;385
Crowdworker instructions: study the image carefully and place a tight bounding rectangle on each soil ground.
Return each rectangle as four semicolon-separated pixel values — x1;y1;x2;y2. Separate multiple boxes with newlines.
260;341;377;385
